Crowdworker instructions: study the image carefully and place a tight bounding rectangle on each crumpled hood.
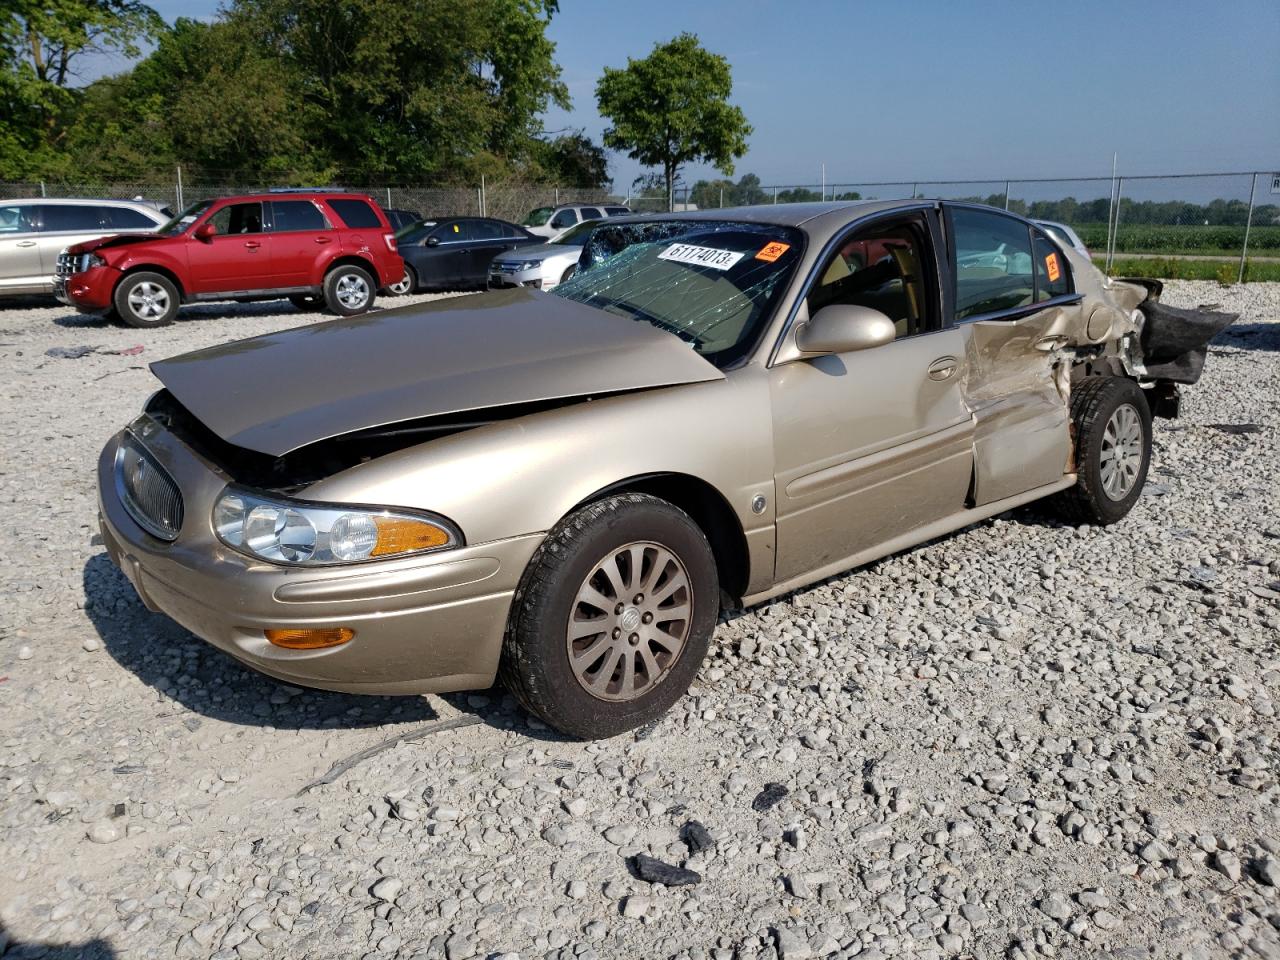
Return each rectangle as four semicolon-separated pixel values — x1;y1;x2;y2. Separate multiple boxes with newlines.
151;287;724;457
68;233;163;255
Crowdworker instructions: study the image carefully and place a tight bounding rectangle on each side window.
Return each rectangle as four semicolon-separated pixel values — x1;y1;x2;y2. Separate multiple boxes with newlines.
1032;230;1072;301
605;206;630;217
950;208;1035;320
271;200;329;232
0;204;37;234
550;209;577;229
39;204;109;232
208;202;264;235
107;207;160;229
807;219;935;339
471;220;504;241
503;223;527;239
579;207;603;220
328;198;382;229
434;221;473;242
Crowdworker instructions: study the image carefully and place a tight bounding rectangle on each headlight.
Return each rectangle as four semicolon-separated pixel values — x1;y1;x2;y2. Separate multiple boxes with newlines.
78;253;107;271
520;259;543;270
213;488;461;566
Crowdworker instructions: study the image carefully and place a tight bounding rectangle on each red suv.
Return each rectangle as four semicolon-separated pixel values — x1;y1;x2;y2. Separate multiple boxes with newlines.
55;191;403;327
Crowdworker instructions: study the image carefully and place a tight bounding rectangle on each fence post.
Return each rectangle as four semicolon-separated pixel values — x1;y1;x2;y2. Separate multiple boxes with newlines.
386;187;391;208
39;181;46;197
773;186;778;204
176;165;184;211
1107;177;1125;274
719;186;724;208
1003;181;1011;210
555;187;560;206
1238;172;1259;285
911;182;917;200
480;175;486;217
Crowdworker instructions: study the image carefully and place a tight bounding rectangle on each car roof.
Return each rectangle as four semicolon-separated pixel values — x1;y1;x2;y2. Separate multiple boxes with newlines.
3;197;163;207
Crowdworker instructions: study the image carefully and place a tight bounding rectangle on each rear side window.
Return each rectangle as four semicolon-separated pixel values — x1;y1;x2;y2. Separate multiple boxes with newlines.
550;209;577;229
579;207;603;220
472;220;506;240
272;200;329;232
0;204;37;233
950;207;1034;320
107;206;160;229
40;205;109;232
1033;230;1072;301
502;223;528;239
605;206;630;216
328;198;382;229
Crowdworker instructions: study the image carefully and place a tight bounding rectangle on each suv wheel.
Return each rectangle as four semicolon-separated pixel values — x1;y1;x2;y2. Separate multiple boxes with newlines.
1052;376;1152;525
500;493;718;739
114;272;179;328
323;264;376;316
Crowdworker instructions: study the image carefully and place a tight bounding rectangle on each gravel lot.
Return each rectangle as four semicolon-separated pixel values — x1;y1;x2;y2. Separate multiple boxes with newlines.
1;282;1278;960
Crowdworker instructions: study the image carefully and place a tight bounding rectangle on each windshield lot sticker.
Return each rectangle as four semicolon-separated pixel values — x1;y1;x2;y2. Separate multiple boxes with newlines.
1045;252;1061;282
659;243;744;271
755;241;791;262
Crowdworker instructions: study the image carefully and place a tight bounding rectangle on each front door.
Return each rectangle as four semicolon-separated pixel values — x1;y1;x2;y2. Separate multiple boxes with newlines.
186;201;274;293
771;212;975;584
945;205;1078;505
0;204;42;292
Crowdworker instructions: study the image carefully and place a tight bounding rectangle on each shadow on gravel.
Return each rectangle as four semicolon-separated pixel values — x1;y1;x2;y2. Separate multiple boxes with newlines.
1214;323;1280;353
438;688;577;744
0;922;118;959
83;553;439;731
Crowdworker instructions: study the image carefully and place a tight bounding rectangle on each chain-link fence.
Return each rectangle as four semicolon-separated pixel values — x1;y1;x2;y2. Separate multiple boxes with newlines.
4;170;1278;281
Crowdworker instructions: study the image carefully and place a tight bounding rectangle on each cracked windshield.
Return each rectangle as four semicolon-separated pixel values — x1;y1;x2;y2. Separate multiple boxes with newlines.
550;220;803;366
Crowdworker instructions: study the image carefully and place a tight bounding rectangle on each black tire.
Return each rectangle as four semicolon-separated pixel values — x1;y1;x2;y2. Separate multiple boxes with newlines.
1052;376;1152;525
289;294;323;311
322;264;376;316
559;264;577;285
500;493;719;739
383;265;416;296
113;271;179;328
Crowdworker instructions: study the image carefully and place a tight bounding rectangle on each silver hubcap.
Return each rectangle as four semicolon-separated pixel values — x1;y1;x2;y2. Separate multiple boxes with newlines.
389;269;412;294
128;281;169;320
1100;403;1143;500
335;273;370;308
566;541;692;702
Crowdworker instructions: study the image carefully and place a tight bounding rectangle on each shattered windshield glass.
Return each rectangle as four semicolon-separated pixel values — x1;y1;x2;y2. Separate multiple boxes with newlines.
550;220;803;367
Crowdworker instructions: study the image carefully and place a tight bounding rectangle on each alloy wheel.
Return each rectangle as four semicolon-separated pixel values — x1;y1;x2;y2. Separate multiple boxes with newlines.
127;281;170;321
565;541;692;702
335;273;370;309
1100;402;1143;500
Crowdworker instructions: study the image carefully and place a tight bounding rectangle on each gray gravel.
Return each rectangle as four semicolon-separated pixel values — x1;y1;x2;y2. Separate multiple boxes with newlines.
1;281;1278;960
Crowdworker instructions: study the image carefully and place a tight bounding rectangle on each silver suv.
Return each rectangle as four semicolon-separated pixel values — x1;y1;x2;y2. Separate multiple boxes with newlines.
521;202;631;240
0;197;169;298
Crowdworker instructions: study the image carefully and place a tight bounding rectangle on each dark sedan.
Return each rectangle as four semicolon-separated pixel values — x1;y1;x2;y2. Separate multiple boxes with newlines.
388;217;540;294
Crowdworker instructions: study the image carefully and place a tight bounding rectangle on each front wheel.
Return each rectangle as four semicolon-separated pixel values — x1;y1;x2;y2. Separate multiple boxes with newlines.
323;264;376;316
500;493;719;739
1052;376;1152;525
114;272;179;328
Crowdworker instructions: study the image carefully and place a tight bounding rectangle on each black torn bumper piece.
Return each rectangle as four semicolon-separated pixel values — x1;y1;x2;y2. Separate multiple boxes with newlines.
1137;299;1238;385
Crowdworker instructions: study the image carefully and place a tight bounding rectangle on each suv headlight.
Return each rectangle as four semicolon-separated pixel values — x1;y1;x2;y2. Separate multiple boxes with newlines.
213;487;462;566
79;253;107;271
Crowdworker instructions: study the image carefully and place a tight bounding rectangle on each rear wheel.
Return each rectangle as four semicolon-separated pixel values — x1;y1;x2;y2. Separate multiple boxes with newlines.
113;272;179;328
1052;376;1152;525
323;264;376;316
500;493;718;739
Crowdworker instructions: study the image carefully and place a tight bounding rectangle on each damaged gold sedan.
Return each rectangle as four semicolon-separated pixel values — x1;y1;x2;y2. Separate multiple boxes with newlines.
98;201;1233;738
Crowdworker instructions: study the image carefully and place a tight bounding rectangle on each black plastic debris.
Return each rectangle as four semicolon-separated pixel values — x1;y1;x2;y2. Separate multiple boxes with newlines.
1207;423;1263;435
752;782;788;812
1138;299;1238;384
681;820;715;854
631;853;701;886
45;345;96;359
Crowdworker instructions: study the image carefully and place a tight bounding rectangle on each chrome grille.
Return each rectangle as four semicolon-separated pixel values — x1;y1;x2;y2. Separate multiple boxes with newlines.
492;260;522;274
116;434;183;540
56;251;75;279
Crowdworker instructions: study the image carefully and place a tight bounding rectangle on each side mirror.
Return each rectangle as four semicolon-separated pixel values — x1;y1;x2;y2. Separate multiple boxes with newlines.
194;222;217;241
795;304;896;355
425;236;440;247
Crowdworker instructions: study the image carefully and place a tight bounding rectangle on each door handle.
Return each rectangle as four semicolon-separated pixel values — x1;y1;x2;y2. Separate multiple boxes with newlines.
927;356;958;381
314;236;332;244
17;240;36;247
244;241;261;249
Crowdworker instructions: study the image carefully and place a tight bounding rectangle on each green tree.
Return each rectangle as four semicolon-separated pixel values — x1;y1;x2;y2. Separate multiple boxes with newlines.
533;131;609;187
596;33;750;211
0;0;162;177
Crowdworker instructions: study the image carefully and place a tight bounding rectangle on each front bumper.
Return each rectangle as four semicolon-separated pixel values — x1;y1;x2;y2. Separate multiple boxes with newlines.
97;422;543;695
57;266;117;312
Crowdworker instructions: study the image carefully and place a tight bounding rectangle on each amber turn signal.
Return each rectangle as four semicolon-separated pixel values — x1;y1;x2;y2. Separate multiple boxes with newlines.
265;627;355;649
370;516;451;557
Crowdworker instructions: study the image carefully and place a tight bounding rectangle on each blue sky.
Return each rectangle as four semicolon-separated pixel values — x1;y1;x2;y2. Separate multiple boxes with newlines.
91;0;1279;192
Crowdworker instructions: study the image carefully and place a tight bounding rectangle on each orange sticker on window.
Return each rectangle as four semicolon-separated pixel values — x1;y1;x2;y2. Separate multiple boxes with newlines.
1045;252;1061;282
755;241;791;262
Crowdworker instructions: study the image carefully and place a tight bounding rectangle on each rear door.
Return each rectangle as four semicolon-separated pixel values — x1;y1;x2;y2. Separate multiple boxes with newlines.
267;199;335;287
944;204;1080;504
185;201;273;293
0;203;43;291
770;210;975;583
462;219;519;281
